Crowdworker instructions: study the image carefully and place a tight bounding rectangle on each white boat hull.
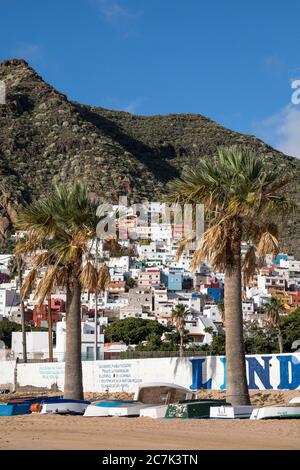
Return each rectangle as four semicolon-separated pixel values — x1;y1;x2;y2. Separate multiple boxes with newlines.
250;405;300;420
140;405;168;418
289;397;300;404
84;404;111;417
108;403;155;417
210;405;255;419
40;402;89;415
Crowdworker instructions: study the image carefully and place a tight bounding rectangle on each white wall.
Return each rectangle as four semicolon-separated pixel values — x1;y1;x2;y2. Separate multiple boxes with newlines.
9;353;300;393
0;361;16;389
12;332;49;356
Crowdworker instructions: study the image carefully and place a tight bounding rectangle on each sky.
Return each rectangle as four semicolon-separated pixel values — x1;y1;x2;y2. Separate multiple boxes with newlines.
1;0;300;157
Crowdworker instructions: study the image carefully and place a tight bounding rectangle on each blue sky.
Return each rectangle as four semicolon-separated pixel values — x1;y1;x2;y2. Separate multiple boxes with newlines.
1;0;300;157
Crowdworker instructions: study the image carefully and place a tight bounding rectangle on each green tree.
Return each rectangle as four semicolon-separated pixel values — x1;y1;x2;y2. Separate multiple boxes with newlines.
0;320;21;348
168;146;293;405
15;183;110;400
105;317;166;345
243;321;278;354
171;304;190;357
264;297;286;353
281;308;300;351
126;277;137;289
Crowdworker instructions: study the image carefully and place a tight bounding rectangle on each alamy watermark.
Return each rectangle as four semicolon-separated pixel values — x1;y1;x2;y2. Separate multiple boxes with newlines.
96;197;204;244
0;81;6;104
291;79;300;105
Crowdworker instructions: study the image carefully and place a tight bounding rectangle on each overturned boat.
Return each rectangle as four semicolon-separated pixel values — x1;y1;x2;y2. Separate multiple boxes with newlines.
84;400;137;417
210;405;255;419
0;403;31;416
250;403;300;420
165;399;227;419
8;395;63;405
36;399;91;415
140;405;168;419
84;383;195;417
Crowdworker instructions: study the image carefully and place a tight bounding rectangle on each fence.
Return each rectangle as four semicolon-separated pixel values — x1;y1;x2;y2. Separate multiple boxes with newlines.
1;349;207;363
106;350;208;360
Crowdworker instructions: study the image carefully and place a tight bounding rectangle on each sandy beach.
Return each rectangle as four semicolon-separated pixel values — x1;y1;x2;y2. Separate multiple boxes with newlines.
0;414;300;450
0;390;299;450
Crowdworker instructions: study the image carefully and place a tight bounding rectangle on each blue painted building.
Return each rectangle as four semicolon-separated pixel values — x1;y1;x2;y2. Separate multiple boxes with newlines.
273;254;288;265
207;287;224;304
161;272;183;291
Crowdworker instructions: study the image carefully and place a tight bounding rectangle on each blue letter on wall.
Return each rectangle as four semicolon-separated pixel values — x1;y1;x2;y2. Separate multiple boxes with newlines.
190;358;212;390
278;355;300;390
246;356;272;389
220;357;226;390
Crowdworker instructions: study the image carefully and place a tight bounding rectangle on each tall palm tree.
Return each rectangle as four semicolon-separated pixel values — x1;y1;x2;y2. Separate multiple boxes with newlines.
15;183;110;400
168;146;293;405
264;296;285;353
171;304;189;357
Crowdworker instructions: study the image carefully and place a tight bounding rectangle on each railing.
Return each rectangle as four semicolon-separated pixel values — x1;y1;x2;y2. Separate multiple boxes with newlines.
1;349;207;363
104;350;208;360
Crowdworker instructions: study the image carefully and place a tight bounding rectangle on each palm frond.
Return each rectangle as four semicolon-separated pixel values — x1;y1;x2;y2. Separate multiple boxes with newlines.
21;269;38;299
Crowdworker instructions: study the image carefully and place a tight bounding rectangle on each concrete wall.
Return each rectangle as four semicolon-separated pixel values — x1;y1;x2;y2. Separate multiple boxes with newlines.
2;353;299;393
0;360;16;390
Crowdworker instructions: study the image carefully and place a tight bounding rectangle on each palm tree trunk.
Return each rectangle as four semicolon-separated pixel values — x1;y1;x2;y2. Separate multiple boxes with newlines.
225;229;250;406
64;269;83;400
278;327;284;354
179;330;184;358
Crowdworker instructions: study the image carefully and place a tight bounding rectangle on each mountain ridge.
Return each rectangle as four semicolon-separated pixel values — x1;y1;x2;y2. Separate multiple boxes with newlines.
0;59;299;254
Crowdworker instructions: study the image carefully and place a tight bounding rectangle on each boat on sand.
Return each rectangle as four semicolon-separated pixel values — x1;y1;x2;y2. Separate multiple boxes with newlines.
0;403;31;416
38;399;91;415
165;399;227;419
250;403;300;420
84;383;195;417
210;405;255;419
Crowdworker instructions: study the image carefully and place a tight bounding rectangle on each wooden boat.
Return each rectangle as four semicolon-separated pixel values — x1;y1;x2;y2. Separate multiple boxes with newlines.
165;399;227;419
39;399;91;415
250;403;300;420
210;405;255;419
133;382;195;402
0;403;31;416
84;383;195;417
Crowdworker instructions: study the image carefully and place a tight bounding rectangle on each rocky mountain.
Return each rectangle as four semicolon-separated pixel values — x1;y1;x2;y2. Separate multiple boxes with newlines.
0;59;299;254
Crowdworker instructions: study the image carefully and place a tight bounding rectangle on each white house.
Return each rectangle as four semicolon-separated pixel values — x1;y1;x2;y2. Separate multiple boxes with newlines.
55;319;107;361
185;315;218;346
0;288;20;318
202;304;222;323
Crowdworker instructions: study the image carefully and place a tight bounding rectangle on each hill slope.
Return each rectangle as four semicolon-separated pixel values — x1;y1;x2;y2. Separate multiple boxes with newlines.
0;59;299;254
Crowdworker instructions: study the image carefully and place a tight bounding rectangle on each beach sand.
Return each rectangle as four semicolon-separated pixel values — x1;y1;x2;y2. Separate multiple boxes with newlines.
0;390;299;450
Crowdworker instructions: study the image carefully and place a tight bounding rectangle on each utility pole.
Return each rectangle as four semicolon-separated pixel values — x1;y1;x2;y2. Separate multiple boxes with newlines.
47;295;53;362
16;254;27;363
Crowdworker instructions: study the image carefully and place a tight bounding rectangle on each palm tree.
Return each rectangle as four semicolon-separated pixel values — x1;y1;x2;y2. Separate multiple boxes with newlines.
217;299;225;324
15;183;110;400
167;146;293;405
264;296;285;353
171;304;189;357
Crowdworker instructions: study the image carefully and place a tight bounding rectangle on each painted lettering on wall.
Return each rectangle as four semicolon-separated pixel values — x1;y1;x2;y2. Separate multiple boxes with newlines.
98;362;142;391
190;354;300;390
